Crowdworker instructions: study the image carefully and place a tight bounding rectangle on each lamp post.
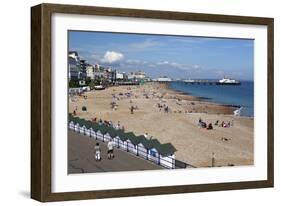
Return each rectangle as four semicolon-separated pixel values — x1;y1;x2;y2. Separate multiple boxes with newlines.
212;152;216;167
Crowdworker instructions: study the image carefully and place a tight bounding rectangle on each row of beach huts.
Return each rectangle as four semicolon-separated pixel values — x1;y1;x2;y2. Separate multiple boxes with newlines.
68;114;177;169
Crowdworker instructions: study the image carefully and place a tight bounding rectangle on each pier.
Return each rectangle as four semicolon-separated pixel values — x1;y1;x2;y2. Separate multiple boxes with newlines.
183;79;241;85
184;79;218;85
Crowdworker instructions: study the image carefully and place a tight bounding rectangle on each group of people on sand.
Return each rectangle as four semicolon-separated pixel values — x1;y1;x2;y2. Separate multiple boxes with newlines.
198;118;213;130
130;105;138;114
72;106;78;116
157;103;169;113
91;117;125;131
94;139;115;161
214;120;234;128
198;118;234;130
110;101;118;110
112;89;136;101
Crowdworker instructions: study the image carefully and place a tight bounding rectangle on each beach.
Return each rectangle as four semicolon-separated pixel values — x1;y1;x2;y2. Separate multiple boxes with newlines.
69;82;254;167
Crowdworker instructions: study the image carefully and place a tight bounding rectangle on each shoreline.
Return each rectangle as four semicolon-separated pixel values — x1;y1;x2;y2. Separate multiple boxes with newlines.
164;82;253;118
165;82;253;118
155;82;239;116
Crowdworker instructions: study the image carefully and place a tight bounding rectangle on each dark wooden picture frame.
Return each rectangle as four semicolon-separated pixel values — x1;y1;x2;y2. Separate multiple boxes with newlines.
31;3;274;202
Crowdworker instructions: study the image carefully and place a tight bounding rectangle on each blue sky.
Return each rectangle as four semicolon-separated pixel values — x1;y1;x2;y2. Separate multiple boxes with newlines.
69;31;254;80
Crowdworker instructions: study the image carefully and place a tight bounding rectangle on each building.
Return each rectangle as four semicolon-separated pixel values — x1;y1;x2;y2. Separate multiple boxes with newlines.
94;64;100;70
128;71;147;81
116;72;124;80
93;68;104;79
86;65;94;80
116;71;128;81
153;76;172;82
104;68;117;83
79;60;87;79
68;51;81;80
68;51;88;81
69;51;80;61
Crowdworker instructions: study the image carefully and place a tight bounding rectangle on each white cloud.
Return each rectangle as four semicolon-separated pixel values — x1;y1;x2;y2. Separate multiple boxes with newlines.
157;61;169;65
214;69;225;76
91;54;101;60
125;59;203;74
157;61;185;69
101;51;124;64
169;38;199;44
129;39;162;50
192;64;201;69
126;59;142;64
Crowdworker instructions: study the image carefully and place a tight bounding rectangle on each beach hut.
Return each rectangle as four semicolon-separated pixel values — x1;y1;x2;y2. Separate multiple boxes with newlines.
69;115;81;132
124;132;139;154
79;125;85;134
69;120;75;130
95;127;105;141
114;132;128;151
92;124;112;142
102;127;115;142
68;113;74;121
90;127;96;138
136;135;150;159
68;115;79;126
68;115;92;136
110;130;124;148
120;135;129;151
68;114;76;130
146;139;162;164
156;143;177;169
74;122;80;132
89;122;100;139
78;119;88;134
82;121;92;136
112;135;120;148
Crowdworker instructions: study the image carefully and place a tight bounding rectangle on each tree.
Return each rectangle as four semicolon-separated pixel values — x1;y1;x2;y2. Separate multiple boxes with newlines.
69;79;79;88
89;81;96;90
85;77;92;86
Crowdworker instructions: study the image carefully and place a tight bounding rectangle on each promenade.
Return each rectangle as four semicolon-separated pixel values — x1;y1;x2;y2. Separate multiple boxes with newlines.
68;130;163;173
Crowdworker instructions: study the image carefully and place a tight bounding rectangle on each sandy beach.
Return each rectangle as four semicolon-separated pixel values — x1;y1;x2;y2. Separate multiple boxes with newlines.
69;82;254;168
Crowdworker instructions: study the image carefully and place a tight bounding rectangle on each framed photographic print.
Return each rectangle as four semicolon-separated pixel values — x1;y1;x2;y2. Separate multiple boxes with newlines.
31;3;274;202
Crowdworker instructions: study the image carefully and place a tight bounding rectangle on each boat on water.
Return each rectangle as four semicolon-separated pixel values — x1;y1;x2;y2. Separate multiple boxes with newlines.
216;77;241;85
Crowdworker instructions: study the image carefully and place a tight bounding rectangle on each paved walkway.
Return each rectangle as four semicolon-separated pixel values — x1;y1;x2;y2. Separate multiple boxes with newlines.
68;130;164;174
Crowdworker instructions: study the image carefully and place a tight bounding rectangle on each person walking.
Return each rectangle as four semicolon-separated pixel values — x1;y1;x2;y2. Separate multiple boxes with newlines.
94;142;101;161
107;139;114;159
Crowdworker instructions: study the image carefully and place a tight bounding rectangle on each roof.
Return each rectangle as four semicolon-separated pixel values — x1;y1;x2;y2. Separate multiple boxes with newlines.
95;124;110;134
136;135;150;148
143;139;176;156
148;139;161;149
124;132;139;145
69;51;79;58
155;143;177;156
107;128;124;138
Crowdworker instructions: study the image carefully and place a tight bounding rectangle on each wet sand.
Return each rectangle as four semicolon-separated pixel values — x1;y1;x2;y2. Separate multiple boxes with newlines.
69;82;253;167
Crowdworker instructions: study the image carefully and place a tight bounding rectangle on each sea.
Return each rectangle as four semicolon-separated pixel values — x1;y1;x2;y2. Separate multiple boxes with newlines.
168;81;254;117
